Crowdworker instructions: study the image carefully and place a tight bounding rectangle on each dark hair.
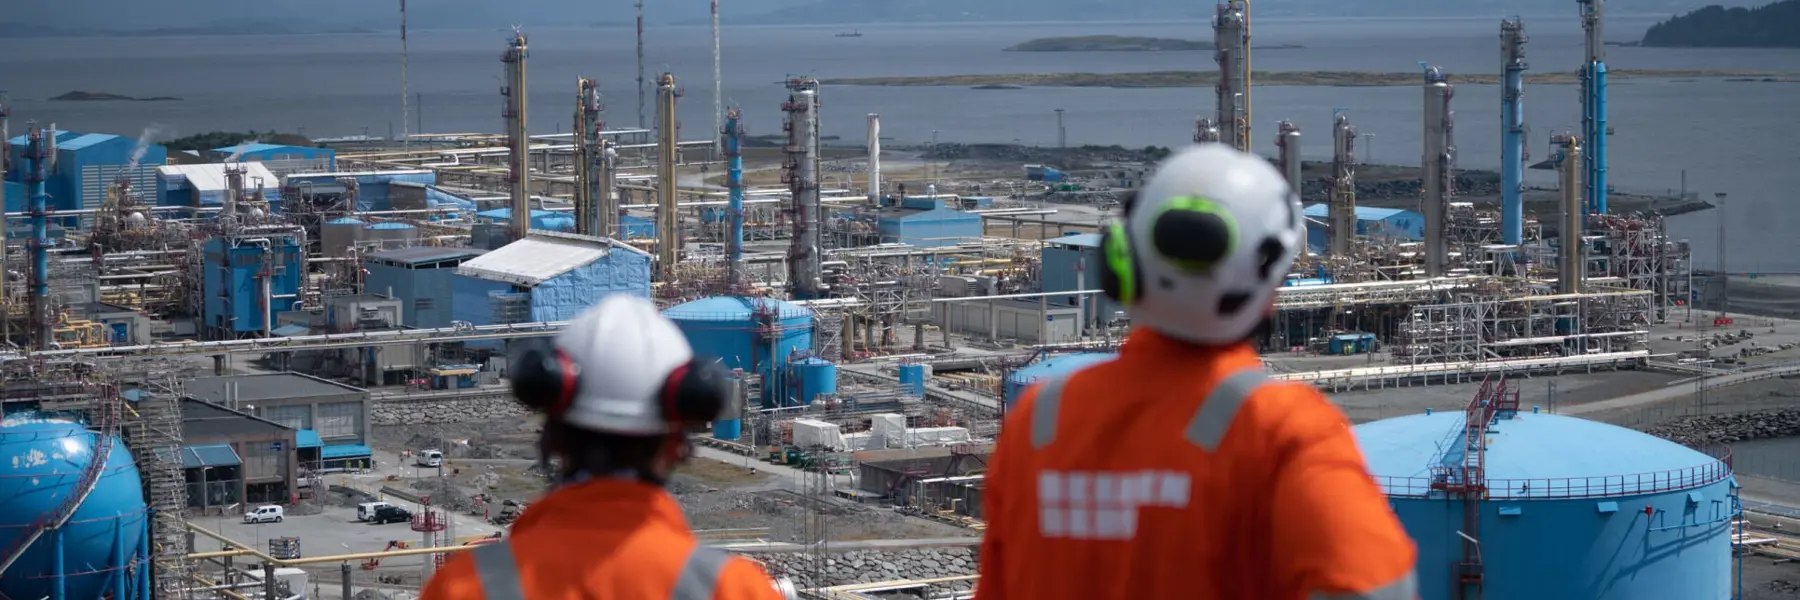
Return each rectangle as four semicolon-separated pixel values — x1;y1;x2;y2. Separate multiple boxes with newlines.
539;422;675;486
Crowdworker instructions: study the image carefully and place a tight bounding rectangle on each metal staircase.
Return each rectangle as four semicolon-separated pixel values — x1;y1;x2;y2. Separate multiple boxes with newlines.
1429;374;1520;600
0;385;123;577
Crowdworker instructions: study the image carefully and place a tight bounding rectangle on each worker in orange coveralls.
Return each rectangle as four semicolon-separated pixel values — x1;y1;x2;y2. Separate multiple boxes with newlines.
421;295;789;600
974;143;1418;600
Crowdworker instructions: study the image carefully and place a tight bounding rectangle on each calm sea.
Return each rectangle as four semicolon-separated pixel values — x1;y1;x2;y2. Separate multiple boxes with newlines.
1;17;1796;271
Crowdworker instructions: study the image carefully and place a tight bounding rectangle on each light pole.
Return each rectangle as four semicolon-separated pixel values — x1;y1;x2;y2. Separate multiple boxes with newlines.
1714;192;1727;320
1054;109;1066;150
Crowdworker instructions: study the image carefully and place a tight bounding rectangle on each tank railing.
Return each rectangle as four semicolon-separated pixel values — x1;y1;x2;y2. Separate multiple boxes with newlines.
1376;446;1734;500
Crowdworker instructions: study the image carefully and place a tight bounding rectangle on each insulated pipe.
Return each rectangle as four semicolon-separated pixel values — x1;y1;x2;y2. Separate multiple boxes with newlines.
25;125;51;349
1421;67;1454;278
725;108;746;288
1329;113;1358;258
1275;121;1302;195
656;73;682;280
1555;133;1585;294
1501;18;1528;246
867;114;882;206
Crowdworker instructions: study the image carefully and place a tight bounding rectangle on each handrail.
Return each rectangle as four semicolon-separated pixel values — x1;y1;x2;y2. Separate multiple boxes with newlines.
1378;446;1735;500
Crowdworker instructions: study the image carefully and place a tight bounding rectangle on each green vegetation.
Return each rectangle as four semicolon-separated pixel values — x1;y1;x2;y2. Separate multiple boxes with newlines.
1642;0;1800;48
1005;35;1212;52
824;68;1797;88
163;131;314;153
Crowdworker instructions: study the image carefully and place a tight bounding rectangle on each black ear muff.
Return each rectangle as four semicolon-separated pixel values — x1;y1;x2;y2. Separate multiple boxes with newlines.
512;348;580;415
660;359;729;425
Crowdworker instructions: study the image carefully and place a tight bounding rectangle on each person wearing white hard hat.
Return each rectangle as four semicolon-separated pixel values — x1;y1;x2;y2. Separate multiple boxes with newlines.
975;144;1418;600
421;295;788;600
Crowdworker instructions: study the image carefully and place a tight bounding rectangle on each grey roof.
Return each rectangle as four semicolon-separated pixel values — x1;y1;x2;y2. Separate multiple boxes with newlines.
188;372;366;404
456;231;648;287
368;246;481;267
181;397;292;439
182;444;242;469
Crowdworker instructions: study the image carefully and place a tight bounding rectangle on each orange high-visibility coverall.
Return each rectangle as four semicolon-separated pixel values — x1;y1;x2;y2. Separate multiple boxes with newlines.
975;329;1418;600
421;479;786;600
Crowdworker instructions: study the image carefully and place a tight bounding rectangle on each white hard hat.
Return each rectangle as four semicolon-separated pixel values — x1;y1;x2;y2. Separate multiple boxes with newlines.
511;295;728;436
1097;143;1305;345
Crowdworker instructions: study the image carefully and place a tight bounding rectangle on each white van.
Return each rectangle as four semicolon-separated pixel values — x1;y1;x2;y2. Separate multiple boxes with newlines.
416;449;443;468
244;505;284;523
357;502;394;522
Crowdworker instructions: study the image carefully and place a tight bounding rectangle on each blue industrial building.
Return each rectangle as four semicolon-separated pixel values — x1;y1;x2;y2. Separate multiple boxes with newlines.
1002;352;1116;405
1303;204;1424;253
364;246;483;329
156;163;282;209
451;232;651;334
283;170;437;212
5;129;166;215
877;197;983;248
1357;404;1735;600
210;143;336;171
474;208;576;233
1038;232;1116;322
202;232;305;337
664;296;814;409
0;414;151;600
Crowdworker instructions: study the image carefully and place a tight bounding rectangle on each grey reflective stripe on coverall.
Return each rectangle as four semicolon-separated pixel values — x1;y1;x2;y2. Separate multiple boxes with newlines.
1028;371;1420;599
472;539;732;600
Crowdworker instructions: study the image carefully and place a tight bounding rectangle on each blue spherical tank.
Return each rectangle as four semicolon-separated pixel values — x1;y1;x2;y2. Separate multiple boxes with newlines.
1002;352;1116;406
0;415;150;600
1356;411;1734;600
787;358;837;406
898;363;928;397
664;296;814;407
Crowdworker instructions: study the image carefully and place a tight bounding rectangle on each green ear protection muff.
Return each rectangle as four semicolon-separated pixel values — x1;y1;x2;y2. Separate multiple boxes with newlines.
1098;192;1240;306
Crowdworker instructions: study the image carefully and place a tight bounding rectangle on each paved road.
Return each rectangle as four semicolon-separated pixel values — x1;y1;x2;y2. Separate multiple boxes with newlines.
1561;363;1800;417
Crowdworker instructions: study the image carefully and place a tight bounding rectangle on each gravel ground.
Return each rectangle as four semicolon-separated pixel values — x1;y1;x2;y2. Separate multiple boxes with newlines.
756;547;978;591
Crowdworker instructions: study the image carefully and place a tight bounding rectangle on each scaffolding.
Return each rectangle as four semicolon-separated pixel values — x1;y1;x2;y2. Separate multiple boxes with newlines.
123;361;192;600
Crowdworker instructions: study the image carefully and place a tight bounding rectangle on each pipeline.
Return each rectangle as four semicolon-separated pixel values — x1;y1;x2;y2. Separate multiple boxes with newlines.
1501;18;1528;246
724;108;746;288
25;125;51;349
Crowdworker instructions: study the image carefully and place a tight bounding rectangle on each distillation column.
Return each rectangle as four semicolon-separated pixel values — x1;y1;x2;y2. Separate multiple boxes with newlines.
1501;18;1529;246
867;114;882;206
782;78;824;299
724;108;747;289
656;73;682;281
1212;1;1250;151
23;125;51;349
1421;66;1456;278
636;0;647;130
1;92;10;343
1275;121;1302;194
1554;133;1586;294
574;78;616;238
502;33;531;242
1579;0;1608;215
1329;114;1358;257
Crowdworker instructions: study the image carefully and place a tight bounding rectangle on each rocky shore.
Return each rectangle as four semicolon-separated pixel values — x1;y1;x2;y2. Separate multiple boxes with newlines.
1640;407;1800;447
824;68;1794;89
370;395;526;425
756;546;978;590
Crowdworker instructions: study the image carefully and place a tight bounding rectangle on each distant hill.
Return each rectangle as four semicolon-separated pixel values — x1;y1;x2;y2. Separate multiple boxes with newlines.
1006;36;1212;51
0;19;373;37
1641;0;1800;47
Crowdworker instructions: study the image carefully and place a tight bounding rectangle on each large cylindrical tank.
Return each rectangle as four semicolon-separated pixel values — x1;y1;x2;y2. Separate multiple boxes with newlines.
1002;352;1115;406
0;415;150;600
322;217;365;255
713;418;742;441
664;296;814;407
1355;411;1734;600
363;222;419;250
898;363;928;397
787;357;837;406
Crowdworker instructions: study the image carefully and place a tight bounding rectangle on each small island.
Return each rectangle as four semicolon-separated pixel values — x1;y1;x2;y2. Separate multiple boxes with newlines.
1006;35;1213;52
51;91;181;102
1641;0;1800;48
823;68;1796;88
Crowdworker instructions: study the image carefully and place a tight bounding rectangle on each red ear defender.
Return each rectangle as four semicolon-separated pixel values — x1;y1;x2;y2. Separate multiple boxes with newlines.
550;350;580;417
660;363;693;424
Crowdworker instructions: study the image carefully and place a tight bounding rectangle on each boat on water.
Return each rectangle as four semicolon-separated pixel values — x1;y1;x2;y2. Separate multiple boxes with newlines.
835;30;863;38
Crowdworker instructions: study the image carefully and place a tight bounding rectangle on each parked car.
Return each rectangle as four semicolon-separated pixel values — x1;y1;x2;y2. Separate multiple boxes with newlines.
357;502;394;522
244;505;285;524
416;449;443;468
369;505;413;525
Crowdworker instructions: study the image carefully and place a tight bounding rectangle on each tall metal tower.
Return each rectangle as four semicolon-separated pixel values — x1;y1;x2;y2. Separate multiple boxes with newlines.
636;0;648;130
782;77;824;299
1329;113;1358;257
1275;121;1302;194
1553;133;1585;294
1421;65;1456;278
866;114;882;206
656;73;682;281
724;108;747;289
1578;0;1608;215
712;0;724;157
574;78;615;238
1501;18;1529;246
1212;1;1251;151
502;32;531;242
400;0;410;146
23;125;52;349
0;91;9;346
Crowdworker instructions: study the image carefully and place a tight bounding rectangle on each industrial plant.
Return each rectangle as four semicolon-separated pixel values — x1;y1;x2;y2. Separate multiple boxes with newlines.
1;1;1795;599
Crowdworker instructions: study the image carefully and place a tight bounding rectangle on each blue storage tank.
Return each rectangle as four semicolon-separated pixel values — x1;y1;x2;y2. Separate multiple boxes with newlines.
787;357;837;406
1356;410;1735;600
713;418;742;441
898;363;928;397
664;296;814;407
1002;352;1116;406
0;414;150;600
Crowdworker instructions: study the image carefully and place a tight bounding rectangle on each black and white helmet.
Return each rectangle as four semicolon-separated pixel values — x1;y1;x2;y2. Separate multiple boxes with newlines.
1117;143;1305;344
